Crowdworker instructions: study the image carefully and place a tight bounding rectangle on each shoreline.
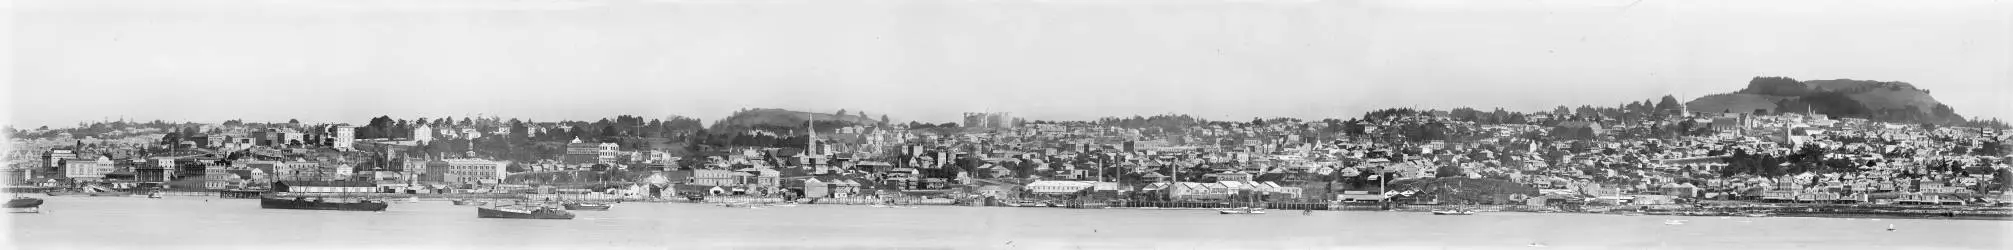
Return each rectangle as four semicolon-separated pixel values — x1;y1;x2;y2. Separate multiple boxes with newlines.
21;193;2011;221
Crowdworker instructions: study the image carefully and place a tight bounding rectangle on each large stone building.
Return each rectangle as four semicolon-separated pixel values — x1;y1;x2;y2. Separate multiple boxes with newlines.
962;112;1017;129
332;125;356;150
437;158;509;184
61;156;116;181
563;138;619;164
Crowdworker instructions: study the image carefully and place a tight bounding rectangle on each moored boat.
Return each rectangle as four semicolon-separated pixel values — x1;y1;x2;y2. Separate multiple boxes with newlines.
562;202;612;211
260;197;389;211
1432;210;1478;215
452;199;487;206
148;192;163;199
46;191;133;197
1218;207;1266;215
5;197;42;213
6;197;43;208
90;192;134;197
477;205;575;219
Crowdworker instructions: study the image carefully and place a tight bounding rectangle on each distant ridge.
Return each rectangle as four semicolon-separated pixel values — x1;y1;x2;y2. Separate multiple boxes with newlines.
708;108;881;133
1685;77;1963;124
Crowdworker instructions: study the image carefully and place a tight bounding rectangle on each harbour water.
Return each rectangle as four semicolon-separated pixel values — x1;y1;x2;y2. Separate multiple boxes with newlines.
6;196;2010;250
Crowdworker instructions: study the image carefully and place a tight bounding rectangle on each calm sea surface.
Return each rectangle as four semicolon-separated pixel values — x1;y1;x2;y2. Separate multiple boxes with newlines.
6;195;2010;250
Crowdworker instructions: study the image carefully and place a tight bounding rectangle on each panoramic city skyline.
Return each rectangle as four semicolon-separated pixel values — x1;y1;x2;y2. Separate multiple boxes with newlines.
9;1;2013;249
10;0;2011;128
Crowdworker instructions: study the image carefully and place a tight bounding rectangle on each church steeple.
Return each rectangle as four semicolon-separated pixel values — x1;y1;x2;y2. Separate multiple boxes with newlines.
806;114;819;155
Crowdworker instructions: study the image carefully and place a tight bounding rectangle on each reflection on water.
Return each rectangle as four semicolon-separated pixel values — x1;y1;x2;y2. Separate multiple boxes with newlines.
7;196;2010;249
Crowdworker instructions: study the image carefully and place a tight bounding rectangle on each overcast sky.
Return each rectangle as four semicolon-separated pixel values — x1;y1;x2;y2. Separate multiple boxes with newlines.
9;0;2010;128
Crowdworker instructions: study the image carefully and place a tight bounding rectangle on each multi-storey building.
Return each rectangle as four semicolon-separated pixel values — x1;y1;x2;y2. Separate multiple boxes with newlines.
563;138;619;164
62;156;116;181
333;125;356;150
439;158;508;184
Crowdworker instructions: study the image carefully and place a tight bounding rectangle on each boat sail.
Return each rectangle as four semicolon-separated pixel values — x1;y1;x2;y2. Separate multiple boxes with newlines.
1218;190;1267;215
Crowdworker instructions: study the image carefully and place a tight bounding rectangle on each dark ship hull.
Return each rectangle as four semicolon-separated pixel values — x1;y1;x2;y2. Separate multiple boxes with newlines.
562;203;611;211
47;191;133;197
6;198;44;208
477;206;575;219
8;198;45;213
260;198;389;211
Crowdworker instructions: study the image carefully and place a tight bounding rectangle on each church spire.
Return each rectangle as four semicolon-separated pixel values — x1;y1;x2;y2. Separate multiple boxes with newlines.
806;114;818;152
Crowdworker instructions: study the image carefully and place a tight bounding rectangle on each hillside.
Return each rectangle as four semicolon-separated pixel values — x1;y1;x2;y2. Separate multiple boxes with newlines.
1686;77;1964;124
708;108;882;133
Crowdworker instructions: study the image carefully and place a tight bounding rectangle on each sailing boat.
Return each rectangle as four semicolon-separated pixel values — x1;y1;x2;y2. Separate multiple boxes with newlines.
261;160;387;211
1433;202;1478;215
560;173;612;211
1217;191;1267;215
478;200;575;219
1433;206;1477;215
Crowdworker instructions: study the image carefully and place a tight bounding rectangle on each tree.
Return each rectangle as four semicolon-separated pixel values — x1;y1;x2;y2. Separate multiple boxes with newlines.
161;132;182;146
880;114;891;125
1435;165;1465;178
509;120;529;140
836;109;848;118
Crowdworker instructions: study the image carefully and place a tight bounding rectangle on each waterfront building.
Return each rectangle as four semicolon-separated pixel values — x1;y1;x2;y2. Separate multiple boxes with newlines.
43;149;76;169
61;156;115;181
274;180;377;193
203;167;233;190
801;178;828;198
440;158;508;184
688;169;741;186
273;161;328;181
1025;181;1096;194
